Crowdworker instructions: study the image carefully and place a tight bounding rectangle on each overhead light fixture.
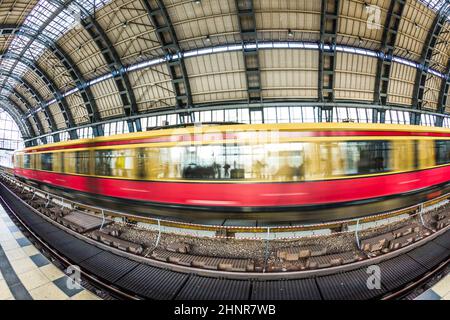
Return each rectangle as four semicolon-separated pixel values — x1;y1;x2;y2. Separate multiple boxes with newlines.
122;21;128;28
194;0;201;4
358;36;363;44
205;35;211;42
288;29;294;37
414;22;419;29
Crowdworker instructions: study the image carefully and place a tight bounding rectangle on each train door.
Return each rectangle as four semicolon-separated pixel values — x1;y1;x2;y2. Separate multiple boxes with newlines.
139;148;161;180
417;139;435;169
304;142;345;180
391;140;415;172
303;142;322;180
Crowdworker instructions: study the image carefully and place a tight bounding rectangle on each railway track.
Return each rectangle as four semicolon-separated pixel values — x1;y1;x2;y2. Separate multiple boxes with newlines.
2;169;448;240
0;178;448;300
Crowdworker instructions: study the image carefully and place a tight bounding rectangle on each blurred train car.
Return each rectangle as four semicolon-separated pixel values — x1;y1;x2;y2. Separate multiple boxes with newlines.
12;123;450;223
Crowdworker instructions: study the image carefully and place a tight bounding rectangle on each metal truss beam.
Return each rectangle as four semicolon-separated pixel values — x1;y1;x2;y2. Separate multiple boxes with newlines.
373;0;405;123
0;98;34;143
411;4;450;125
2;75;59;140
1;24;102;136
80;13;140;133
143;0;193;119
28;30;101;134
318;0;340;122
235;0;262;104
436;59;450;126
1;88;48;144
0;52;73;139
0;6;78;140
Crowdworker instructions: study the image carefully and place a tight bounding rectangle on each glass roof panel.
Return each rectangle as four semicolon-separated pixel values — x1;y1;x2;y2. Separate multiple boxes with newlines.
0;0;112;93
418;0;450;19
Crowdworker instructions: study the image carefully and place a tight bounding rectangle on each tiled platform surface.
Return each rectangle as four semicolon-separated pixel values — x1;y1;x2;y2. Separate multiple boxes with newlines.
415;274;450;300
0;205;100;300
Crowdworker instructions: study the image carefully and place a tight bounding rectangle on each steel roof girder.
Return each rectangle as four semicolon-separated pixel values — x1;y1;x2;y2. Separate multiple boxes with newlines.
80;15;138;119
319;0;340;106
143;0;193;109
412;8;448;115
0;97;34;139
236;0;262;103
374;0;406;109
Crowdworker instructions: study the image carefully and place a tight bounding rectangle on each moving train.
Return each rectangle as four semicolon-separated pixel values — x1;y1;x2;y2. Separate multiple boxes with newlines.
12;123;450;222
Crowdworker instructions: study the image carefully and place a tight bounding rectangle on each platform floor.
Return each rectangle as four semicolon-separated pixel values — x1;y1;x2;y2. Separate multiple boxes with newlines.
415;274;450;300
0;205;100;300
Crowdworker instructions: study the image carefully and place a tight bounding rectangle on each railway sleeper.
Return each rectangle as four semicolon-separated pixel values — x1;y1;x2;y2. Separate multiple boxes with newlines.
306;251;363;269
90;230;143;254
276;245;327;261
151;249;254;272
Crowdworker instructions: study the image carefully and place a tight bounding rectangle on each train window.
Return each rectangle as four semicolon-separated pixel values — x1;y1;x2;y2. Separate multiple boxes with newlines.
138;148;162;179
31;154;38;170
53;152;64;173
435;140;450;165
41;153;52;171
344;141;391;175
24;154;30;169
75;151;90;175
94;149;134;178
135;141;393;182
146;142;307;181
95;150;113;176
318;143;345;177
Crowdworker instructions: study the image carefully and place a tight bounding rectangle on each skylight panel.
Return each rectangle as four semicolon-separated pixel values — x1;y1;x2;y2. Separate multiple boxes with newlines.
418;0;446;11
417;1;450;20
0;0;112;112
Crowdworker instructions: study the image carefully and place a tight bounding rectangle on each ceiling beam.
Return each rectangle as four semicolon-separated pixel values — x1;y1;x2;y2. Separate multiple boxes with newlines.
411;3;450;125
436;58;450;126
0;53;70;141
0;23;102;137
1;88;48;144
373;0;405;123
143;0;193;123
78;8;140;133
0;6;78;140
318;0;340;122
0;98;34;143
18;26;102;135
1;74;59;141
235;0;262;104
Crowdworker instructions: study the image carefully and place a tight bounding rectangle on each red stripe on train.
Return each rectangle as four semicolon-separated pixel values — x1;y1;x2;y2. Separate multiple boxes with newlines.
13;166;450;207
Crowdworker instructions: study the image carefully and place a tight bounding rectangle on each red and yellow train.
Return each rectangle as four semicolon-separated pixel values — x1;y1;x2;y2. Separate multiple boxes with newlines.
12;123;450;222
